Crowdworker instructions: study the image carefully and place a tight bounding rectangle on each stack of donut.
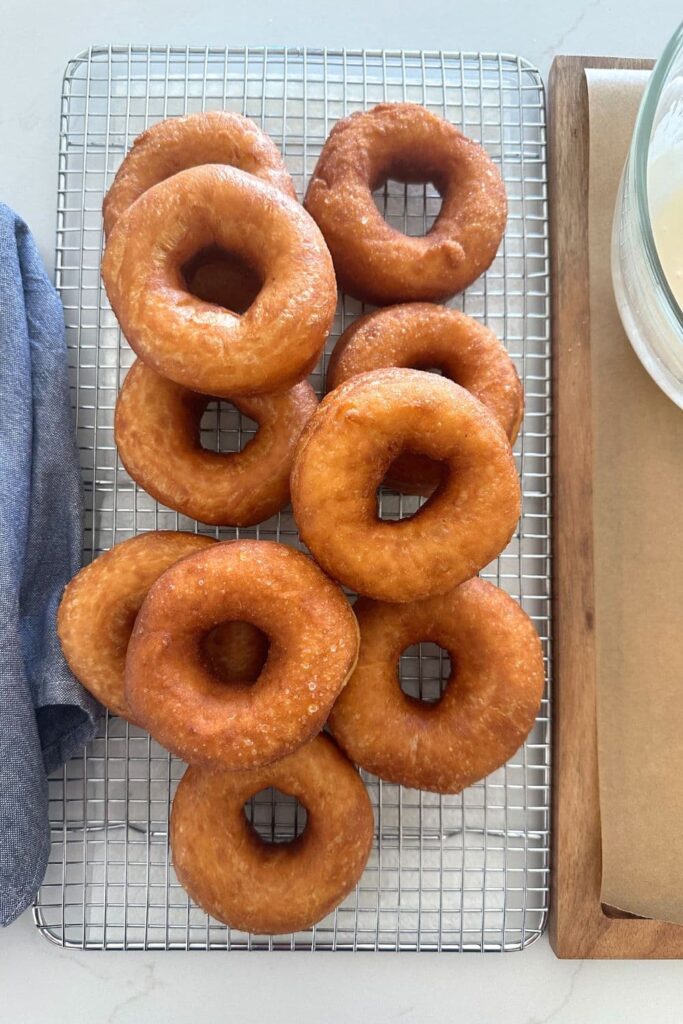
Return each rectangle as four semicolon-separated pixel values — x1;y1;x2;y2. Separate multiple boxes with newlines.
57;104;544;936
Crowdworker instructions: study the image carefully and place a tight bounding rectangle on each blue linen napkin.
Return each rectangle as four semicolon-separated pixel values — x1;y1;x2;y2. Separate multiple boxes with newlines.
0;203;100;926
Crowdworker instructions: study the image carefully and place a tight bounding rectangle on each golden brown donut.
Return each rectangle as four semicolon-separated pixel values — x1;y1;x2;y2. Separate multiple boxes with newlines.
101;165;337;397
56;532;266;721
327;303;524;495
103;111;296;237
329;579;545;793
291;368;521;603
115;360;318;527
305;103;507;305
125;540;359;769
171;735;374;934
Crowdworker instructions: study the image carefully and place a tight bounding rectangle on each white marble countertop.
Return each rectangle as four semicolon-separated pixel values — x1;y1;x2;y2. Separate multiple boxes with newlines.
1;1;682;1020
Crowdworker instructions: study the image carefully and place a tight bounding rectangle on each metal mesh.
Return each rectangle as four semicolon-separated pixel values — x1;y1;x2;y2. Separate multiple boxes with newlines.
34;46;551;952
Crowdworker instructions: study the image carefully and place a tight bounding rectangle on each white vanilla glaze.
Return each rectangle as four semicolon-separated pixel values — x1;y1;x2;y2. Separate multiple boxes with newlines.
649;147;683;311
647;79;683;313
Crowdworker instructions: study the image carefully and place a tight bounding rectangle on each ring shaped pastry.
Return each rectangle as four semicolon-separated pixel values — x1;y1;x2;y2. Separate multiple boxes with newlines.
125;541;359;769
101;165;337;397
115;360;318;527
57;532;267;722
103;111;296;237
327;303;523;495
304;103;507;305
171;735;374;934
291;368;520;603
329;579;545;793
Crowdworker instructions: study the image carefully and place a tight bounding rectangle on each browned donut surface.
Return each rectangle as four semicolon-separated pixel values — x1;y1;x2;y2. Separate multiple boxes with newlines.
57;532;215;720
329;579;545;793
305;103;507;305
171;735;374;934
101;165;337;397
327;303;524;495
115;360;317;527
103;111;296;237
125;541;359;769
291;368;521;603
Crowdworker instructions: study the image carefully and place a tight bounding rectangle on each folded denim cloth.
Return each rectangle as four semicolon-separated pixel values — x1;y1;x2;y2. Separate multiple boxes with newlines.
0;203;100;926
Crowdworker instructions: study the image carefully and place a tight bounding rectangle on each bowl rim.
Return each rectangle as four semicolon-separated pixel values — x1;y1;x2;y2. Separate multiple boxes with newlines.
634;19;683;334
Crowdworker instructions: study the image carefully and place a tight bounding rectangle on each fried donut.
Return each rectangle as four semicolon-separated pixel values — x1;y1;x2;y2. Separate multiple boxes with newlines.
101;165;337;397
327;303;523;495
57;532;267;721
125;541;359;769
291;368;520;603
103;111;296;237
305;103;507;305
115;360;317;527
329;579;545;793
171;735;374;934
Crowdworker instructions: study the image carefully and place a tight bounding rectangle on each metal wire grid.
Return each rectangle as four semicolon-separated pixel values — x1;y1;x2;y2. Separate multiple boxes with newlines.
34;46;551;952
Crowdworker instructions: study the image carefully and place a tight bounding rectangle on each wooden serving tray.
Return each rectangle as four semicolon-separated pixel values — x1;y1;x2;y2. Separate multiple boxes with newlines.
548;54;683;959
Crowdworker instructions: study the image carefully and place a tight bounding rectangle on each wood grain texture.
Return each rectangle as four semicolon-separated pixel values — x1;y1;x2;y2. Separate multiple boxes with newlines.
548;54;683;959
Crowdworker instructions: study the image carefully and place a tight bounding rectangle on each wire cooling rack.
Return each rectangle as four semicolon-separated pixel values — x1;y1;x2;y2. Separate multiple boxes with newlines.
34;46;551;952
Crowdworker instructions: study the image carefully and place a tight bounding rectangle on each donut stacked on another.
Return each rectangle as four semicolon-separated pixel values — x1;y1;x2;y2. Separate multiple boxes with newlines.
124;540;360;771
101;113;337;528
58;536;373;935
57;531;276;723
326;303;524;496
102;164;336;398
291;367;521;603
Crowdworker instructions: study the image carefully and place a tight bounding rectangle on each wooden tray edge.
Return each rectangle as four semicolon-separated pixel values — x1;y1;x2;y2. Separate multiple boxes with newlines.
547;53;683;959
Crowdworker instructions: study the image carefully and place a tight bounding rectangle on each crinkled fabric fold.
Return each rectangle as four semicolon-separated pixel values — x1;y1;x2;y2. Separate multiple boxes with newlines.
0;202;100;926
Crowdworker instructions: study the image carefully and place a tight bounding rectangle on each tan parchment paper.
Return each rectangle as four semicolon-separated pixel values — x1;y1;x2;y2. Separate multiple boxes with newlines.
586;68;683;923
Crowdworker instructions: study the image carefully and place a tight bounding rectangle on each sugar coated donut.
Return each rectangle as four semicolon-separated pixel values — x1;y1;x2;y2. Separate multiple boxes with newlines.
57;532;266;721
327;303;523;495
103;111;296;237
305;103;507;305
329;579;545;793
125;541;359;768
291;368;521;602
101;164;337;397
115;360;318;527
171;735;374;934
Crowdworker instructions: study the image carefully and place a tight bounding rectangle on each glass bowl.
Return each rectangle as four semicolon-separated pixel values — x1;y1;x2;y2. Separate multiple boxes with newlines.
612;21;683;408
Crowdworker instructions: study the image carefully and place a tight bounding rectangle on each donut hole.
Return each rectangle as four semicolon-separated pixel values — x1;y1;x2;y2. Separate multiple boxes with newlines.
199;401;258;454
372;173;443;235
200;620;270;684
398;642;452;705
244;788;308;844
376;453;445;518
181;245;262;314
411;365;444;377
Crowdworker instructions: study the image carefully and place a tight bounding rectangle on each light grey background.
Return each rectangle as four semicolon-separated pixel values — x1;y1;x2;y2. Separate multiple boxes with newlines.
0;2;681;1021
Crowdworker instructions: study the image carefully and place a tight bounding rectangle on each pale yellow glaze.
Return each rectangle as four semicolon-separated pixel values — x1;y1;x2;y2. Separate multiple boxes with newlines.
652;186;683;311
